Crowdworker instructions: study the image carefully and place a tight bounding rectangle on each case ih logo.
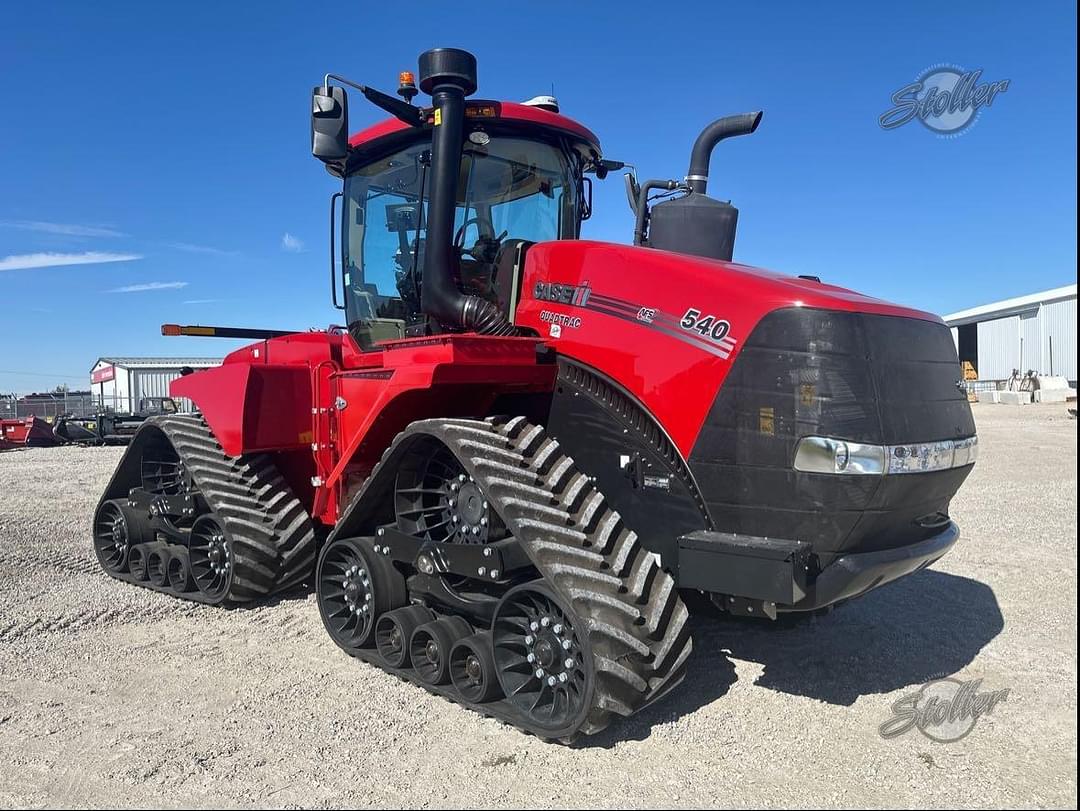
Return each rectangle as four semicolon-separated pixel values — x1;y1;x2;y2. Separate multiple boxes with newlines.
533;281;591;307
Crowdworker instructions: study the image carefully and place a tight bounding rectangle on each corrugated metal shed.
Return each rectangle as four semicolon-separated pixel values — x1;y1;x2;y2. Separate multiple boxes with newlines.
95;356;222;368
1041;297;1077;379
977;316;1020;380
944;284;1077;383
89;356;221;413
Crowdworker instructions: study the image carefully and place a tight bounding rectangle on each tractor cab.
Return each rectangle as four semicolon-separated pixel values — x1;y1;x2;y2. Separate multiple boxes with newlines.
341;118;592;343
311;52;602;346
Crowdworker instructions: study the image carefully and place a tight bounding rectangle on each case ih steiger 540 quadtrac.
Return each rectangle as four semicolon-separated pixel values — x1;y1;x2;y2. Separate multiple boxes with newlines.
93;48;977;741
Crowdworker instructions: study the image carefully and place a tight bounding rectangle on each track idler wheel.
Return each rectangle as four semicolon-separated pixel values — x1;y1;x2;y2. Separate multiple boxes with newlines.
394;437;506;545
317;536;407;652
450;632;503;703
375;605;435;668
409;616;472;686
92;500;138;574
492;582;592;736
188;515;232;602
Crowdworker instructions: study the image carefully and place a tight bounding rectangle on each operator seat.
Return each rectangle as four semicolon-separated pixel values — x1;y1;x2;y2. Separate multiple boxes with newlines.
492;239;534;321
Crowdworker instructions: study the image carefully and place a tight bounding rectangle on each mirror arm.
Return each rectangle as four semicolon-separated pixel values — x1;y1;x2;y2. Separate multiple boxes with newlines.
633;179;685;246
324;73;424;128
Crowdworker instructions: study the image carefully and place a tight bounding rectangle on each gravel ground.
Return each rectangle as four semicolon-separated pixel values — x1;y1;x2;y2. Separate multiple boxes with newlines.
0;403;1075;809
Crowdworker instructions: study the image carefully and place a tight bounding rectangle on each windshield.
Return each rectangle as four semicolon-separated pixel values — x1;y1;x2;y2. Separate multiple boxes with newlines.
342;135;580;324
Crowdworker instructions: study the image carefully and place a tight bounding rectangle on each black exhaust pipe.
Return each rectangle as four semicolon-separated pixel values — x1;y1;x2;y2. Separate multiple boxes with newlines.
645;111;764;261
685;111;762;194
418;48;516;336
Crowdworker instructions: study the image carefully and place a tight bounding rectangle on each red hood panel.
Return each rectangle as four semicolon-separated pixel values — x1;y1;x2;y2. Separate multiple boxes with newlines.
516;240;941;456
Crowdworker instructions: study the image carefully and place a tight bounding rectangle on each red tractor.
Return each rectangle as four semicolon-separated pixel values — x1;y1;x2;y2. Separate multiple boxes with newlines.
94;48;977;741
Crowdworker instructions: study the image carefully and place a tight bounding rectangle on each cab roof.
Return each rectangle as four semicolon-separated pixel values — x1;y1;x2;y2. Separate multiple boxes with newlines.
347;100;601;155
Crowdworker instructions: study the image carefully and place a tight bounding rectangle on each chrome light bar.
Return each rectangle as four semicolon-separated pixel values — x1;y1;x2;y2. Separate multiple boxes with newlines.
794;435;978;475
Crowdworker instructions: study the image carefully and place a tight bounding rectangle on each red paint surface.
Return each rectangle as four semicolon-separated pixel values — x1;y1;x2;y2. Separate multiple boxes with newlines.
515;241;940;456
349;101;600;151
173;332;553;524
170;238;942;524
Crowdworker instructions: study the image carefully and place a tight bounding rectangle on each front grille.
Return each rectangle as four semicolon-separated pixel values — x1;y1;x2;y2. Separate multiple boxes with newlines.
688;307;975;561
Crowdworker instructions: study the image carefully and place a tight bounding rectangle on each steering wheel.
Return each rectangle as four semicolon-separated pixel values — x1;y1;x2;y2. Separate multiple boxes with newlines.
454;217;507;261
454;217;484;250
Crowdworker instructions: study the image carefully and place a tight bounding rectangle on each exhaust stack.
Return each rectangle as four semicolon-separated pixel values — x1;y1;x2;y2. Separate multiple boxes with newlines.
685;111;762;194
418;48;516;336
645;111;763;262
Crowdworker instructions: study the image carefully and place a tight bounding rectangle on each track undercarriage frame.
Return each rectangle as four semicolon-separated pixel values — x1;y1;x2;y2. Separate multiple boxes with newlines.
92;356;693;741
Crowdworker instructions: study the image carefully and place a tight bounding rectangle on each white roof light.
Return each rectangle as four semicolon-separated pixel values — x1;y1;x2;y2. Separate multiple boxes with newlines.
522;95;560;113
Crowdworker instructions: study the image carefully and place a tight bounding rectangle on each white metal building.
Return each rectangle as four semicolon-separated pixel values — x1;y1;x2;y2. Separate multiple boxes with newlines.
90;357;221;413
943;284;1077;384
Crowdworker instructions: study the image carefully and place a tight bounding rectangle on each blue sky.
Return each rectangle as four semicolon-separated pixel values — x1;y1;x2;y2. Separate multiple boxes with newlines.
1;2;1076;394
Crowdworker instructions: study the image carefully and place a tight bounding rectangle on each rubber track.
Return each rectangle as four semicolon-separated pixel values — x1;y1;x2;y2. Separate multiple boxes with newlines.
106;415;317;604
335;416;693;740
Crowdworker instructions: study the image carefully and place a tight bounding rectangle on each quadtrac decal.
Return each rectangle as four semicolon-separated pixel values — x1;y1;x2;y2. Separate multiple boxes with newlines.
539;309;582;339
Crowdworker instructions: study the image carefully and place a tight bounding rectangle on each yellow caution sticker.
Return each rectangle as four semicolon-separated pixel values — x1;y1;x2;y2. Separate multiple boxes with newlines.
433;108;441;126
758;406;775;436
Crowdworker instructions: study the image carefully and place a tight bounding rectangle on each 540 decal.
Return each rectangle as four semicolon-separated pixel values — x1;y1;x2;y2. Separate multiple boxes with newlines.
679;308;731;343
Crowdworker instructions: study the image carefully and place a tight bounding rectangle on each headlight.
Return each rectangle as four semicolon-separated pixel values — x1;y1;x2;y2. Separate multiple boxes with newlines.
792;437;886;474
951;436;979;467
794;435;977;475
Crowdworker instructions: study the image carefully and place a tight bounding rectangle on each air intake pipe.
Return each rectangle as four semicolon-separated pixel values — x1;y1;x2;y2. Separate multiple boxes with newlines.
685;111;762;194
418;48;516;336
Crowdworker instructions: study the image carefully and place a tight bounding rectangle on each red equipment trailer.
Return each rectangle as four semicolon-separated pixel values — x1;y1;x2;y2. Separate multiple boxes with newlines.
93;49;977;741
1;416;57;448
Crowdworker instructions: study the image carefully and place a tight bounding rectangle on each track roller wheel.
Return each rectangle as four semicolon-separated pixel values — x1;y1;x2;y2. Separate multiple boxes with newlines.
93;500;136;574
492;582;592;736
409;616;472;686
127;545;150;582
189;515;232;602
146;546;170;588
167;550;195;593
375;605;435;668
317;536;406;652
450;632;503;703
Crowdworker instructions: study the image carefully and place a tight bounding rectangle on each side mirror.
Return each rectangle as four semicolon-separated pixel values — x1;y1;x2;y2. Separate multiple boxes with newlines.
311;85;349;162
624;172;641;216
